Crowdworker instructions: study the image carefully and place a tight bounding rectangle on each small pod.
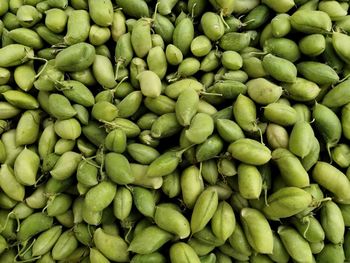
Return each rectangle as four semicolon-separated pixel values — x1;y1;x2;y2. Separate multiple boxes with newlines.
161;170;181;198
48;93;77;120
298;61;339;86
263;103;298;126
3;90;39;109
14;147;39;186
173;17;194;56
241;208;273;254
155;203;190;239
266;123;289;150
291;216;325;243
216;119;245;143
17;212;53;241
54;118;81;140
219;32;251;52
165;78;203;99
278;226;313;263
114;0;149;18
153;14;174;45
211;201;236;242
320;201;345;244
246;78;283;105
45;8;67;34
288;121;315;158
228;138;271;166
137;70;162;98
271;14;291;38
181;165;204;209
332;144;350;168
151;113;182;139
105;152;134;185
170;242;201;263
32;226;62;256
93;55;117;89
263;37;300;63
290;10;332;34
129;225;173;254
263;187;312;220
88;0;113;27
200;12;225;41
50;151;81;180
237;164;262;199
262;54;297;83
131;18;152;58
322;79;350;108
299;34;326;57
64;10;90;45
0;164;25;202
316;243;345;263
185;113;214;144
233;94;257;133
113;186;132;221
85;181;116;212
262;0;294;13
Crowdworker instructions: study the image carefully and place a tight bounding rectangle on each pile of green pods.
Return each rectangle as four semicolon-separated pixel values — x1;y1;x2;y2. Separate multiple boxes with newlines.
2;0;350;262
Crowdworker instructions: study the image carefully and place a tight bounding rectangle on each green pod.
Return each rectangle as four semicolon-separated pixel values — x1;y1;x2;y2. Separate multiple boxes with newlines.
291;216;325;243
322;79;350;107
290;10;332;34
77;138;96;158
0;192;17;209
166;44;183;66
313;103;342;154
127;143;160;165
165;78;203;99
2;129;24;166
14;62;36;92
0;164;25;201
64;10;90;45
288;121;315;158
266;124;289;150
293;103;311;123
113;186;132;221
262;0;294;12
200;12;225;41
17;212;53;241
175;88;199;127
320;201;345;244
299;34;326;57
158;0;177;15
241;208;273;254
35;24;64;46
137;113;160;130
147;46;167;80
282;78;320;102
60;80;95;107
105;152;134;184
131;163;163;189
45;176;74;195
82;201;102;225
173;17;194;56
25;184;47;209
72;104;89;126
90;247;110;263
242;56;267;79
8;28;43;50
263;37;300;63
55;42;95;72
188;238;215;257
219;32;251;52
277;226;313;263
106;118;141;138
93;55;117;89
316;243;345;263
191;35;212;57
129;225;173;254
153;14;174;44
14;147;39;186
161;170;181;198
193;226;225;248
16;109;41;146
262;54;297;83
0;68;10;86
0;102;21;119
242;4;270;30
111;9;126;41
246;78;282;105
268;232;290;263
104;129;127;153
50;151;81;180
131;18;152;58
131;252;167;263
226;223;252;259
92;101;118;122
211;201;236;241
154;203;190;239
297;61;339;86
144;95;176;115
206;80;247;100
263;102;298;126
184;113;214;144
170;242;201;263
216;119;245;143
228;138;271;166
263;187;312;220
332;144;350;168
48;93;76;120
88;0;113;27
237;164;262;199
34;60;64;92
195;134;223;162
85;181;116;212
233;94;257;133
137;70;162;98
82;121;107;147
114;0;149;18
17;5;42;27
191;188;218;234
319;0;347;21
221;51;242;70
45;8;67;33
145;149;184;177
32;226;62;256
178;57;201;76
271;14;291;38
3;13;20;32
151;113;181;139
117;91;142;118
10;202;34;220
181;165;204;209
342;102;350;140
54;118;81;140
3;90;38;109
77;160;98;187
115;32;133;70
51;230;78;261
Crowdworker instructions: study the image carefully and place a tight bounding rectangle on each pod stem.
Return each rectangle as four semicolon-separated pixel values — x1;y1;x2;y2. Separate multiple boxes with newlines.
253;121;264;145
220;10;230;29
82;156;101;169
114;59;125;80
200;91;223;97
176;144;195;158
14;256;42;263
339;73;350;83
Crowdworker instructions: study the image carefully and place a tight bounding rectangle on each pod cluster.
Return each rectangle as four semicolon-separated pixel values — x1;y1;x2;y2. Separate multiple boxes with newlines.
1;0;350;262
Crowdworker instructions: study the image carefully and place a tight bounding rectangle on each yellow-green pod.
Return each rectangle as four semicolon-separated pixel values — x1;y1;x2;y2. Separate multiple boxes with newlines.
14;62;36;92
16;109;41;146
130;163;163;189
0;164;25;202
264;102;298;126
45;8;67;33
64;10;90;45
266;123;289;150
271;14;291;38
38;123;57;160
151;113;182;139
173;17;194;56
181;165;204;209
166;44;183;66
175;88;199;127
90;247;110;263
50;151;81;180
131;18;152;58
48;93;77;120
137;70;162;98
147;46;167;80
233;94;258;133
113;186;132;221
200;12;225;41
219;32;251;52
185;113;214;144
170;242;201;263
17;212;53;242
161;170;181;198
332;144;350;168
291;216;325;243
241;208;273;254
191;35;212;57
262;54;297;83
93;55;117;89
263;37;300;63
246;78;282;105
290;10;332;34
88;0;113;27
51;230;79;261
319;0;347;21
278;226;313;263
17;5;42;28
85;181;116;212
155;203;190;239
89;25;111;46
211;201;236;241
237;164;262;199
54;118;81;140
299;34;326;57
105;152;134;184
316;243;345;263
111;10;126;42
289;121;315;158
3;90;39;109
114;0;149;18
14;147;39;186
268;232;290;263
262;0;294;12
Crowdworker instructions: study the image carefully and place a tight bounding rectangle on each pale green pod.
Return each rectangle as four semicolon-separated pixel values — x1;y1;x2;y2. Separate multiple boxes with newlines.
288;121;315;158
14;147;39;186
237;164;262;200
